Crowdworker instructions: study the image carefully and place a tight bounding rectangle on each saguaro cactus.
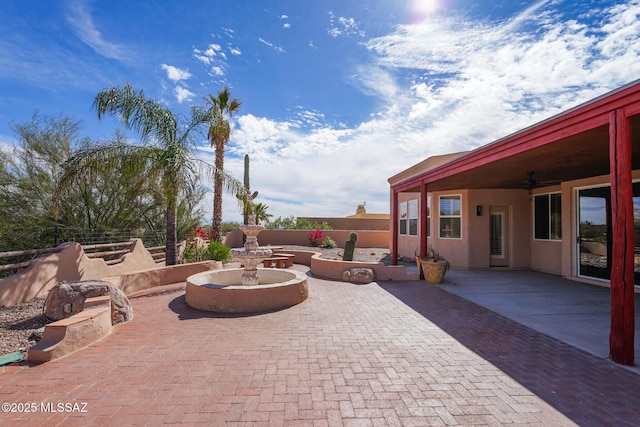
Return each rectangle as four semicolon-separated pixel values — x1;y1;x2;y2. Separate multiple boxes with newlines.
237;154;258;225
342;232;358;261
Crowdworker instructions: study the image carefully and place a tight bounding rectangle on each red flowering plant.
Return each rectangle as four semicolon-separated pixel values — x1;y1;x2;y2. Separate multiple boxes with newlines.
309;229;323;247
182;226;216;263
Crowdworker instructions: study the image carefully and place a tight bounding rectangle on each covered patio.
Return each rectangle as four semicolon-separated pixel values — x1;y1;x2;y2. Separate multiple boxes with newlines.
389;79;640;364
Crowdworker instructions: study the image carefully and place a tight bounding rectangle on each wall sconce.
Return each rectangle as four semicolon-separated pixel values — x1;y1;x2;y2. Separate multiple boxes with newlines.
476;205;482;216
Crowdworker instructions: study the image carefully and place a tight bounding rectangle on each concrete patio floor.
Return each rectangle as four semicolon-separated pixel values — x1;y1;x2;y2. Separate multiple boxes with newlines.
1;265;639;426
438;269;640;369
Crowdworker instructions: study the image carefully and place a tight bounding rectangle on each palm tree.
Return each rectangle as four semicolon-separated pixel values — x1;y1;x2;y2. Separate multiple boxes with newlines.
204;87;241;240
59;83;244;265
253;202;273;225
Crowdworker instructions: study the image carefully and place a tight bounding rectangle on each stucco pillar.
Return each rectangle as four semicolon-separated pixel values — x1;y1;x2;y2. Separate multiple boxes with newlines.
608;108;635;365
420;182;428;259
391;188;399;266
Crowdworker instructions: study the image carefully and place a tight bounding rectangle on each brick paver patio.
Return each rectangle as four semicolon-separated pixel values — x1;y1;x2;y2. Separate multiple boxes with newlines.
1;265;638;425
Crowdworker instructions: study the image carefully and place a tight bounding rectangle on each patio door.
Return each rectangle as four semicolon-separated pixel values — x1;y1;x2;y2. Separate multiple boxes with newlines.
577;187;610;280
577;184;640;283
490;207;508;267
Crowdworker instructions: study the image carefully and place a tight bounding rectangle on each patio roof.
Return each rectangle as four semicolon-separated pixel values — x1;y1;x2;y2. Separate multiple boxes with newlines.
390;78;640;192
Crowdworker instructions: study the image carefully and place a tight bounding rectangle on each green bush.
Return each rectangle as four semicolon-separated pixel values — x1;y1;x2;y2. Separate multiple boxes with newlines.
206;240;232;262
321;237;337;249
265;215;332;230
221;221;240;234
182;241;202;263
182;239;231;263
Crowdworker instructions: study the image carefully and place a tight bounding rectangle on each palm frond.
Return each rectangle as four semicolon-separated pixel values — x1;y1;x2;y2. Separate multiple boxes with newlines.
195;157;245;197
93;83;178;146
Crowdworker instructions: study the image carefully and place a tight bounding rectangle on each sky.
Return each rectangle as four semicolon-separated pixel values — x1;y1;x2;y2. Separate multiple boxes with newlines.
1;0;640;223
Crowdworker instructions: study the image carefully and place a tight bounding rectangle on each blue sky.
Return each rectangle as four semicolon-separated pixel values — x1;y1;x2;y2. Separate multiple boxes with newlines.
1;0;640;223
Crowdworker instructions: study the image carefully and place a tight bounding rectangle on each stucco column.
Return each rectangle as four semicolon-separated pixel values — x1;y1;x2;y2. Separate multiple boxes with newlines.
391;188;399;266
420;182;428;259
608;108;635;365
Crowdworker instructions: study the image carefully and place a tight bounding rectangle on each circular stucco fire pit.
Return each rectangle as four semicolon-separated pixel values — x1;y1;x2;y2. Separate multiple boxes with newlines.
185;268;308;313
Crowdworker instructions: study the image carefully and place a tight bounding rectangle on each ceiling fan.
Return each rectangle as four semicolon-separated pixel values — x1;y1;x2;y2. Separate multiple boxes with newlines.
524;171;538;187
523;171;560;188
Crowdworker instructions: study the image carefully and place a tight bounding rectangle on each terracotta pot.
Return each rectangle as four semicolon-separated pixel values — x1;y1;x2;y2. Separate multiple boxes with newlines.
419;259;449;284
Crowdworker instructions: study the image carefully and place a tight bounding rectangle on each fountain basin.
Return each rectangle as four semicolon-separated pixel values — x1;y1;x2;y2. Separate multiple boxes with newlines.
185;268;308;313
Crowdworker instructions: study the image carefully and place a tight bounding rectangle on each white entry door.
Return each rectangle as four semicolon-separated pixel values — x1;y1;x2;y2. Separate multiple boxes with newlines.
490;207;509;267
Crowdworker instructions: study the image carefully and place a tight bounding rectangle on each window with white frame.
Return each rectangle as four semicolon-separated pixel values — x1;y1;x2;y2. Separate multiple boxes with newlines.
408;199;418;236
399;201;407;235
534;193;562;240
439;195;462;238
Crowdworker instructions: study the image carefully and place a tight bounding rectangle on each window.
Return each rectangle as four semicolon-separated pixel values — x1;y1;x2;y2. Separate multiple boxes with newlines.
439;195;461;238
399;202;407;235
534;193;562;240
408;199;418;236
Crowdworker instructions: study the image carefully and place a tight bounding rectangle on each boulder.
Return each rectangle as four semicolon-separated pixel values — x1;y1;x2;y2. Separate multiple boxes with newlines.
44;280;133;325
341;268;375;284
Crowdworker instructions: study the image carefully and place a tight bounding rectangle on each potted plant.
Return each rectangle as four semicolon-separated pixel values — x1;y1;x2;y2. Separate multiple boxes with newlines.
419;246;449;284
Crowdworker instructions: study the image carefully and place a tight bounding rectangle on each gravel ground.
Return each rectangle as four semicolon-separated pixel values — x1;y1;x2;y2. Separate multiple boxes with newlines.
0;297;48;359
278;245;394;264
0;247;399;359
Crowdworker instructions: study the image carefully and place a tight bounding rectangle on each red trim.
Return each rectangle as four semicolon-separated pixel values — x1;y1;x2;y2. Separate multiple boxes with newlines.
420;182;428;259
391;190;399;266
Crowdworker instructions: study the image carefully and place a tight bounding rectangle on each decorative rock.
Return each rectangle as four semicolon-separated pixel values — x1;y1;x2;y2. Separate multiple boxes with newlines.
44;280;133;325
30;327;45;342
341;268;375;284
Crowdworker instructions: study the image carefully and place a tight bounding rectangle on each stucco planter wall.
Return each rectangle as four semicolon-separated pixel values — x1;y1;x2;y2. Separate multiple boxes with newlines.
267;249;418;281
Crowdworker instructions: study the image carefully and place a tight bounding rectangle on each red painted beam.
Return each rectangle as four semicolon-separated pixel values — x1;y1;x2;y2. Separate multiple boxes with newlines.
420;182;428;259
609;109;635;365
391;189;399;266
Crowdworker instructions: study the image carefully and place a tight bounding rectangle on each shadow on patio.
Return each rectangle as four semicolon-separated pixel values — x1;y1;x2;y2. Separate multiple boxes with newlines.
378;270;640;427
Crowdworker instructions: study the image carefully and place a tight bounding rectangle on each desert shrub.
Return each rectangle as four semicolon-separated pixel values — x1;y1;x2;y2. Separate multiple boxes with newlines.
265;215;332;230
206;240;231;262
321;237;337;248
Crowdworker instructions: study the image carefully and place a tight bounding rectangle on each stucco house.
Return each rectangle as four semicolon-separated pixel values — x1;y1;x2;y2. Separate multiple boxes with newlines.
388;79;640;364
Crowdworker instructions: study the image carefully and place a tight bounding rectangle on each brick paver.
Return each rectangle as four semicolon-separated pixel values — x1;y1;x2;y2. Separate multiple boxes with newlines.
0;265;629;425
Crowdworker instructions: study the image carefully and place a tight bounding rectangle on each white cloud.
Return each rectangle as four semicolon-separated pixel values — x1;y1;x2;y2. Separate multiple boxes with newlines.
327;11;365;38
350;65;398;102
174;85;195;103
161;64;192;82
194;41;231;79
281;14;291;29
194;43;225;66
193;53;211;65
205;44;223;57
66;0;124;60
200;1;640;222
210;66;225;77
259;38;286;53
360;0;640;150
187;1;640;223
0;135;16;153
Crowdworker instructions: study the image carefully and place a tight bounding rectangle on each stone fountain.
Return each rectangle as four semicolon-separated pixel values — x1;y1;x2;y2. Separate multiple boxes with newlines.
230;219;273;285
185;216;308;313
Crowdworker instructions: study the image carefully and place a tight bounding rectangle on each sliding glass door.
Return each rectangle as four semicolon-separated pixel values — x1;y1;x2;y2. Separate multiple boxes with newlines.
577;184;640;283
